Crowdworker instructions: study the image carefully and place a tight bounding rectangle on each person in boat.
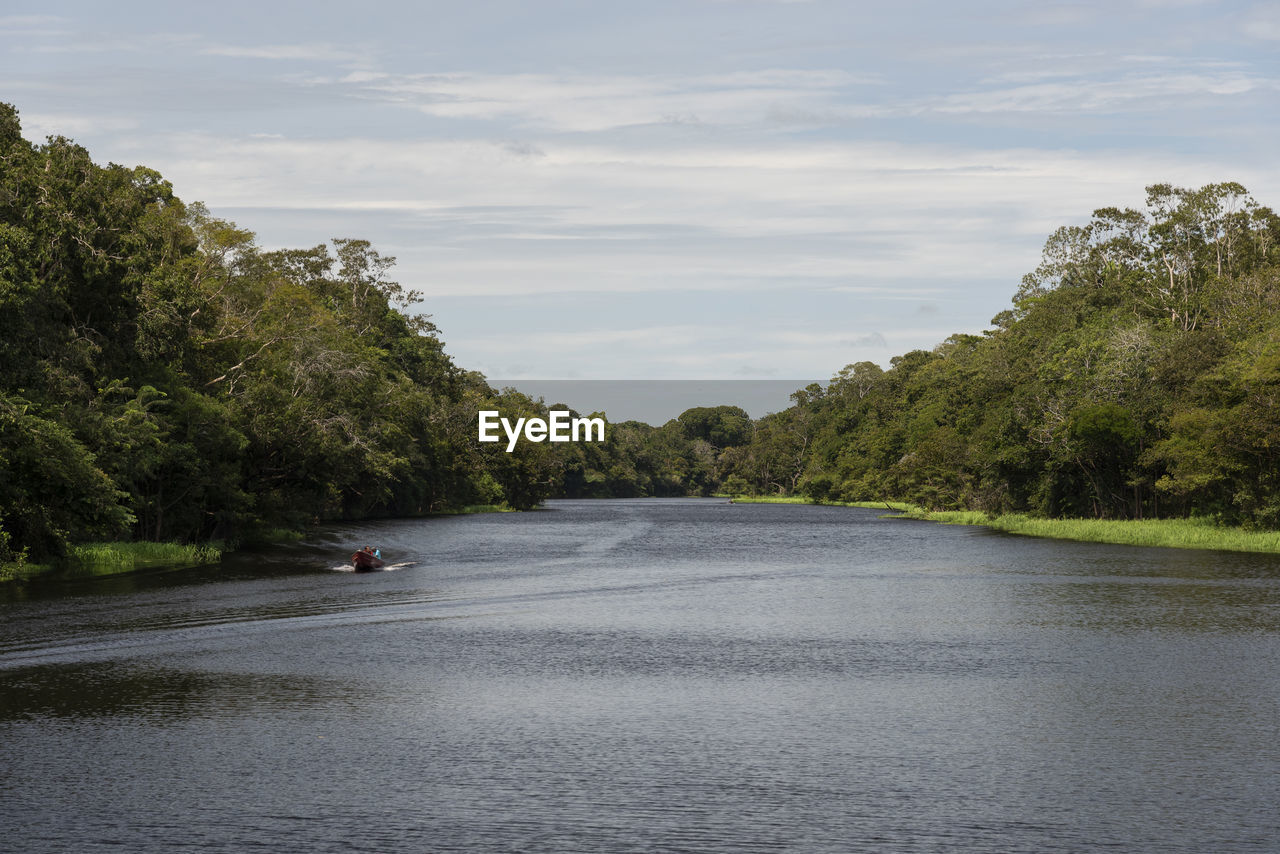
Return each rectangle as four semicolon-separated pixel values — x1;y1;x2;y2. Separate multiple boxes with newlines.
351;545;382;570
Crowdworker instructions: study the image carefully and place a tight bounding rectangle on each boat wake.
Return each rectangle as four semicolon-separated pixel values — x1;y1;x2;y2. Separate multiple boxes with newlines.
330;561;415;573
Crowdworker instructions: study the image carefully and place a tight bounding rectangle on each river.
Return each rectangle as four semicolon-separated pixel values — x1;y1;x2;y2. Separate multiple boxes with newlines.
2;498;1279;852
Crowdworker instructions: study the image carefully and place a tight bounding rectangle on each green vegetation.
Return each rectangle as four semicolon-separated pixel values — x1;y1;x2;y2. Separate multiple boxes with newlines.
67;541;223;572
726;498;1280;553
0;103;562;568
541;180;1280;554
892;508;994;525
1;540;222;582
984;515;1280;552
886;506;1280;553
840;501;917;512
4;101;1280;572
452;504;519;514
564;182;1280;540
0;562;45;583
723;495;812;504
772;182;1280;530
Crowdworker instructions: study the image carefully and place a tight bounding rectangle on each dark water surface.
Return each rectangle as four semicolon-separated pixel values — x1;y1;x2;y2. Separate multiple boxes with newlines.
3;499;1280;852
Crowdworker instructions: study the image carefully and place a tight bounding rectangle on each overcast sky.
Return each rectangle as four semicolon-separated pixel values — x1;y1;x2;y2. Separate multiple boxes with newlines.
3;1;1278;381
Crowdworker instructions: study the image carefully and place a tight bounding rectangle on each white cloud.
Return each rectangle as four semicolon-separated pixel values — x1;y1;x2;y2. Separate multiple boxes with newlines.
7;1;1279;379
22;113;140;137
114;129;1274;306
301;63;1280;136
21;31;202;55
932;72;1276;115
0;14;62;24
1243;3;1280;39
200;43;367;62
329;69;869;132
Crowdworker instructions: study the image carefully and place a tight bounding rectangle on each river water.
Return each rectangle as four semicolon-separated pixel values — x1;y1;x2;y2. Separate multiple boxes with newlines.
2;499;1279;852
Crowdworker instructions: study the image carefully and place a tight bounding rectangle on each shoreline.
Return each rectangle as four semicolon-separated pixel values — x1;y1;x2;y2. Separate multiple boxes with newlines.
0;540;225;584
728;496;1280;555
12;497;1279;583
1;503;520;584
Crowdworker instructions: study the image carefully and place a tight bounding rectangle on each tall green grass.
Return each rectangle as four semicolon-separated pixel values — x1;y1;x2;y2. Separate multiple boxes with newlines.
67;541;224;574
984;514;1280;553
0;541;224;583
0;561;45;582
730;496;920;513
733;496;1280;554
454;503;518;514
888;506;1280;554
724;495;812;504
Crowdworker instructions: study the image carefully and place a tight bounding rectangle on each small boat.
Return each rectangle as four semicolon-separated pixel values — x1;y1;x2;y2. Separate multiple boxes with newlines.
351;550;384;572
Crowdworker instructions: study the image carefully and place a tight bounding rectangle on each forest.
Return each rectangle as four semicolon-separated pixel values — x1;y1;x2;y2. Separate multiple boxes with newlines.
591;180;1280;530
0;104;563;563
3;100;1280;566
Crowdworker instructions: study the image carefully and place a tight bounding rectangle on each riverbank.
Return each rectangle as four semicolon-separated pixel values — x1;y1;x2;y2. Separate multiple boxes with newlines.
0;541;225;583
729;496;1280;554
0;504;524;584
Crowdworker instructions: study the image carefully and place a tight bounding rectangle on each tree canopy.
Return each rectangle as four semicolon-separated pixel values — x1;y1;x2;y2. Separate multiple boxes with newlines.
0;105;559;560
5;100;1279;562
547;179;1280;531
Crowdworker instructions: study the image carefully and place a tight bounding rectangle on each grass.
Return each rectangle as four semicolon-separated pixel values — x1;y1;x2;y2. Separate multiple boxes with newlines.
8;499;1276;582
0;502;530;584
885;505;1280;554
726;496;920;513
454;503;518;514
68;541;223;571
727;494;1280;554
983;514;1280;553
830;500;918;512
1;540;224;583
723;495;812;504
0;561;48;583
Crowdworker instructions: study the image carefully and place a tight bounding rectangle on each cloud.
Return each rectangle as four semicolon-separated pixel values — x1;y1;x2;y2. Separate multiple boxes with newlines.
200;43;367;62
931;72;1276;115
22;113;140;137
0;14;66;33
7;0;1280;381
303;62;1280;136
120;128;1275;307
18;31;203;56
1242;4;1280;40
846;332;887;347
326;69;870;132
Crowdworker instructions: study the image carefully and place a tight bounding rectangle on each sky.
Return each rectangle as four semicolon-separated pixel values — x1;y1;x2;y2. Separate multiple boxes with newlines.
3;0;1278;385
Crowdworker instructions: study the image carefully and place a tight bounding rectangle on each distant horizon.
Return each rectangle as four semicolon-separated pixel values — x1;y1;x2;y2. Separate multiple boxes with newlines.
488;379;822;426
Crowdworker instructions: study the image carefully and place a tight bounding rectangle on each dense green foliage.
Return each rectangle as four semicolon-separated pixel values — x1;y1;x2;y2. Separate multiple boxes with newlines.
0;105;558;561
567;183;1280;531
553;406;749;498
783;182;1280;526
654;182;1280;528
5;101;1278;565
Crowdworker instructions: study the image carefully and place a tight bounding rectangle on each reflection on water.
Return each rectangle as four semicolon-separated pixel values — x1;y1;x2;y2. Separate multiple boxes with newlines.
0;662;392;722
2;499;1280;853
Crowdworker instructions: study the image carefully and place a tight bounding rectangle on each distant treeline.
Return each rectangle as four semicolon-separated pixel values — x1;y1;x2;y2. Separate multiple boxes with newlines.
577;181;1280;530
0;104;563;562
5;101;1279;564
